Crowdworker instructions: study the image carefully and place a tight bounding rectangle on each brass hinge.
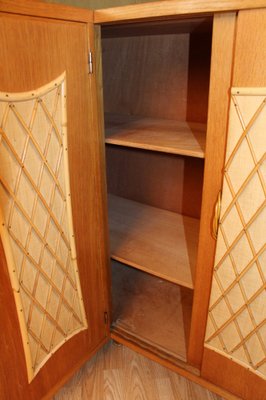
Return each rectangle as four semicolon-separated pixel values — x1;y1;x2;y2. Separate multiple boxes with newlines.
88;51;93;74
212;190;222;240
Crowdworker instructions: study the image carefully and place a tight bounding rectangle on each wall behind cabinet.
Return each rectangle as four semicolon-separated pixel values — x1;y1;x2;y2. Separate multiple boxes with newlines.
43;0;158;9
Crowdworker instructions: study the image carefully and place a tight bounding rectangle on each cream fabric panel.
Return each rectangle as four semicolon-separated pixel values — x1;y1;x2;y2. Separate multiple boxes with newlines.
0;74;87;381
205;87;266;379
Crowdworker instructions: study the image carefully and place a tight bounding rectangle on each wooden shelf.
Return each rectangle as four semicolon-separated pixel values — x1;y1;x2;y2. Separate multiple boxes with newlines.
112;260;193;362
105;113;206;158
108;195;199;289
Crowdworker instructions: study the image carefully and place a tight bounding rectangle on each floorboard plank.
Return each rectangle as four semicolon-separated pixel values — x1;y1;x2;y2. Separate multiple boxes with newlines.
54;342;225;400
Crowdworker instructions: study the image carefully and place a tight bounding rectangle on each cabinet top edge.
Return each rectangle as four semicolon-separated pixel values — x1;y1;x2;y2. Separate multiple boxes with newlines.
0;0;93;23
94;0;266;24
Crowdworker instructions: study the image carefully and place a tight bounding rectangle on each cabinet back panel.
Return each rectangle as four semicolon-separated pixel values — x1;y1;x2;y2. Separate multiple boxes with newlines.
106;145;204;218
102;27;212;123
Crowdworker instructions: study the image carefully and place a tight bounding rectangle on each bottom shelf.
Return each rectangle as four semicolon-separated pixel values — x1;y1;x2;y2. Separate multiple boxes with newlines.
111;260;193;363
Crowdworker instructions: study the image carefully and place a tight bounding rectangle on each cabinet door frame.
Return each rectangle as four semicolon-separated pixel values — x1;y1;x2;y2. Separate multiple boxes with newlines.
0;5;110;399
187;11;236;367
201;9;266;400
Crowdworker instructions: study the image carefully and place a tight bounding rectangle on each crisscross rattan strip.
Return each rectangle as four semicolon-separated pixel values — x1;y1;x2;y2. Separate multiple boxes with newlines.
210;234;255;363
0;127;70;248
206;283;266;344
206;90;266;376
14;91;60;298
18;89;70;365
210;243;266;311
28;101;68;367
214;199;266;271
47;261;74;365
0;176;77;289
11;104;65;199
208;139;265;362
20;280;69;337
8;230;82;326
39;98;63;146
28;327;50;355
223;174;265;284
220;153;266;223
0;102;10;133
0;74;87;381
232;95;266;197
256;349;266;369
230;318;266;358
212;263;265;357
225;96;266;170
218;99;266;357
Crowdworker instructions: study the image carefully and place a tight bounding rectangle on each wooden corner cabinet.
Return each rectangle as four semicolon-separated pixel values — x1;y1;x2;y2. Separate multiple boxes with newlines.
0;1;265;399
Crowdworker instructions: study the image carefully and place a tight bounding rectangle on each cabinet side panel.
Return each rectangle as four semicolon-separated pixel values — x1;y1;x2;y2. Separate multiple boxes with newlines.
188;12;236;366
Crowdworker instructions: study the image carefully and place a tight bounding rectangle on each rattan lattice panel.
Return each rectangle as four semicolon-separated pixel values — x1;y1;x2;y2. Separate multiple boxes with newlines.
205;87;266;380
0;73;87;382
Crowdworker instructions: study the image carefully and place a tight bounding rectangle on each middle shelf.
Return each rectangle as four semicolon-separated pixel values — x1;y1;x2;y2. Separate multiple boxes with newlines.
105;113;206;158
108;194;200;289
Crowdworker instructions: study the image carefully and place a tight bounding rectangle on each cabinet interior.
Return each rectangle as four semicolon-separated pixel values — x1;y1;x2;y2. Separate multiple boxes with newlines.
101;16;213;364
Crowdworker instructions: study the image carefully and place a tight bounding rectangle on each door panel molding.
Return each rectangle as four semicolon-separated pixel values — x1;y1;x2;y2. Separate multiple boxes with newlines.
205;87;266;381
0;73;88;381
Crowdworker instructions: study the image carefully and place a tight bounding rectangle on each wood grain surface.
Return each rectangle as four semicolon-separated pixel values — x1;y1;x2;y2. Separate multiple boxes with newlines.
108;195;199;288
106;145;204;218
0;13;109;400
111;260;192;361
202;348;266;400
0;0;93;22
105;113;206;158
187;12;236;367
233;8;266;86
201;8;266;400
54;341;225;400
94;0;266;24
102;29;211;124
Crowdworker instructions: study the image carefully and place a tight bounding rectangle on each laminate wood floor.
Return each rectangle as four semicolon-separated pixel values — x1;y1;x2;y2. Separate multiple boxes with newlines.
54;342;225;400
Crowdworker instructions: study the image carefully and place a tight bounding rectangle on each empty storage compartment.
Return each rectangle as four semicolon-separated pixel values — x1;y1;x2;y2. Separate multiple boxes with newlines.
112;260;193;362
102;16;213;155
101;16;213;364
106;147;204;288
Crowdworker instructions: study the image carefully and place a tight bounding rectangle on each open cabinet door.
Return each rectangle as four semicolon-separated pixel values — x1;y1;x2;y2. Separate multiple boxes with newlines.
0;4;109;399
202;9;266;400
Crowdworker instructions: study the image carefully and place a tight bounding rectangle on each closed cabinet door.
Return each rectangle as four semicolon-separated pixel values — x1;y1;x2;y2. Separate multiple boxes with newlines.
202;9;266;400
0;7;109;400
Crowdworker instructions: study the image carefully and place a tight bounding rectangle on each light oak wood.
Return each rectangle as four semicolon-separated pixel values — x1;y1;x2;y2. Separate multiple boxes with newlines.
102;30;211;123
0;0;93;22
202;348;266;400
0;73;90;380
102;33;189;121
106;145;204;218
0;13;108;400
233;9;266;86
201;9;266;399
92;23;112;330
188;13;237;366
111;260;191;361
105;113;206;158
108;195;199;288
94;0;266;24
54;342;226;400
